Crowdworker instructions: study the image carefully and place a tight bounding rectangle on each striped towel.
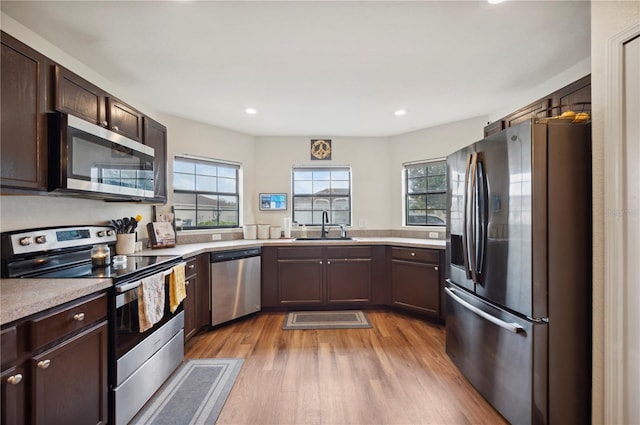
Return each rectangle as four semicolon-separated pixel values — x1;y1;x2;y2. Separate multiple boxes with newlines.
169;263;187;313
138;271;165;333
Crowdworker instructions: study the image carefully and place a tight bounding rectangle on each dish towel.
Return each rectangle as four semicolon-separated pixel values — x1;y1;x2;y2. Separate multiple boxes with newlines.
169;263;187;313
138;272;165;333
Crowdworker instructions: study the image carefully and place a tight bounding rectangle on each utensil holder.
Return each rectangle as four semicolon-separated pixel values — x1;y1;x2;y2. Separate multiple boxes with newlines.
115;233;136;255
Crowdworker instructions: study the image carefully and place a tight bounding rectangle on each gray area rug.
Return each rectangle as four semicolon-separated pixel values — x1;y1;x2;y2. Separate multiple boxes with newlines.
283;310;372;330
130;358;243;425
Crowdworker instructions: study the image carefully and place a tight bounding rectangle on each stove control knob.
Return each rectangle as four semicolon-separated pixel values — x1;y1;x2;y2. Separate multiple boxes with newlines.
35;235;47;244
19;237;32;246
97;231;106;237
107;229;115;236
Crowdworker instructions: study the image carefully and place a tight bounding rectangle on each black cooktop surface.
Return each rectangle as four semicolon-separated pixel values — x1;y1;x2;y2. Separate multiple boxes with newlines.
34;255;181;282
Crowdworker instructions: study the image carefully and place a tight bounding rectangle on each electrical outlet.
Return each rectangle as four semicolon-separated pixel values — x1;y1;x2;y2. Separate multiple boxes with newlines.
212;234;222;241
429;232;440;239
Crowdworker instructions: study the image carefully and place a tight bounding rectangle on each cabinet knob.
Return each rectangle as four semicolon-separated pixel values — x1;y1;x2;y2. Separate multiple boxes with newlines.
185;280;190;286
411;252;416;256
112;125;119;132
100;120;108;127
319;261;323;265
73;313;85;321
434;266;439;271
7;374;22;385
188;264;195;269
327;261;331;265
37;360;51;369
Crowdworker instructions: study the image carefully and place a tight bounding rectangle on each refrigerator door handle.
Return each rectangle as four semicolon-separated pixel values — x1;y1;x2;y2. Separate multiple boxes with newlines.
463;153;478;280
445;285;525;334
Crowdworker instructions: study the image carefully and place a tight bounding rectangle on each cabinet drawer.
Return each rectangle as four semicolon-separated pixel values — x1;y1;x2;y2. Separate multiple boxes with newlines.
1;327;17;367
278;247;324;259
185;257;198;278
391;247;439;263
28;293;107;351
326;246;371;259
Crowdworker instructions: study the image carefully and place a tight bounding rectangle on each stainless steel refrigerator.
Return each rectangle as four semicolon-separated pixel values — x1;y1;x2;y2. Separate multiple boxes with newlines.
445;119;591;424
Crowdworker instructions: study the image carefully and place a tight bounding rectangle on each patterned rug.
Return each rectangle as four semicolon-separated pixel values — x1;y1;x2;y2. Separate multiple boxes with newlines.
282;310;372;330
130;358;243;424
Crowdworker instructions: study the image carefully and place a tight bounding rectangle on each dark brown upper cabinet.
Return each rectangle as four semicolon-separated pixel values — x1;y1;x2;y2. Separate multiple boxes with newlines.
106;97;143;142
143;116;168;202
55;66;144;143
1;31;50;193
54;64;107;127
484;75;591;137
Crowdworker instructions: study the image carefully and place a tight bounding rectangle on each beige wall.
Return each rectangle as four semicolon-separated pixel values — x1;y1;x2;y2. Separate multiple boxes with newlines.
155;113;256;226
591;1;640;423
253;136;391;230
388;116;487;231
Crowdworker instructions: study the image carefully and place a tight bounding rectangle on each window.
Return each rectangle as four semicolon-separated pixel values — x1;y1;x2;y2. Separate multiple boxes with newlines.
405;160;447;226
173;156;240;229
292;167;351;226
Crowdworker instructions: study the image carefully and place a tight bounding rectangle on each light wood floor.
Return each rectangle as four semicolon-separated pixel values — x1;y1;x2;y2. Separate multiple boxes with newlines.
185;310;508;425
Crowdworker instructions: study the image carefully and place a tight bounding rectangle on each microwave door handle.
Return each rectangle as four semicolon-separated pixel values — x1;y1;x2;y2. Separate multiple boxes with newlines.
463;154;474;280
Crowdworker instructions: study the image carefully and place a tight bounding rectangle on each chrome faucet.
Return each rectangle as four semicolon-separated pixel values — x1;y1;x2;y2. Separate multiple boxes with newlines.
339;224;347;239
321;210;329;238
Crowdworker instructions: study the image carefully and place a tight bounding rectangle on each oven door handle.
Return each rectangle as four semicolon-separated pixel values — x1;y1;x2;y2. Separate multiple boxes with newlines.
115;262;186;293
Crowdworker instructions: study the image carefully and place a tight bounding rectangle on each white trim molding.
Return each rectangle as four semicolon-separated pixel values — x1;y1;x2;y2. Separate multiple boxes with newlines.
603;22;640;425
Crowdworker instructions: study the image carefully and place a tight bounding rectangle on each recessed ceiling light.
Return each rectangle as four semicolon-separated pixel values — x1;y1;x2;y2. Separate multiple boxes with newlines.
488;0;505;4
394;109;407;116
245;107;257;115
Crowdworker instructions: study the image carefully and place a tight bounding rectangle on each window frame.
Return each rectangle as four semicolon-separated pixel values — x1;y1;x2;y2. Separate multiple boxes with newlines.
172;155;241;230
404;158;447;227
291;166;352;226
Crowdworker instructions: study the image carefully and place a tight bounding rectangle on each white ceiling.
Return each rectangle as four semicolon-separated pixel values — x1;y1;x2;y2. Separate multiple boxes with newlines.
1;1;590;137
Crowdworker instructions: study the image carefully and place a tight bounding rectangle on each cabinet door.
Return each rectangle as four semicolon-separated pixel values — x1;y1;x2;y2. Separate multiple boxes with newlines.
143;117;168;202
1;365;26;425
278;259;324;305
31;321;107;425
183;271;197;341
106;97;143;142
391;260;440;316
326;258;371;304
195;254;211;330
54;65;106;127
1;32;49;192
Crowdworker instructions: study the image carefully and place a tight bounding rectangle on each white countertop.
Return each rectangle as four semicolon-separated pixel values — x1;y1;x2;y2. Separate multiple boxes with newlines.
1;237;444;325
133;237;445;258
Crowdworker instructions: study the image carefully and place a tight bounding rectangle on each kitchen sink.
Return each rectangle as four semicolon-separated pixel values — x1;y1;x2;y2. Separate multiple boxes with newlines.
295;237;353;241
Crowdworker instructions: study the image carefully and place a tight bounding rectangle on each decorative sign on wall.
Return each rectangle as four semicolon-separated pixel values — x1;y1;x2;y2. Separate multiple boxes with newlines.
259;193;287;210
310;139;332;160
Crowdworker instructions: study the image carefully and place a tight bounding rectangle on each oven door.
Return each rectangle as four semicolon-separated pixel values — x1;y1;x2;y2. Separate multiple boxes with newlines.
49;113;155;200
111;267;185;424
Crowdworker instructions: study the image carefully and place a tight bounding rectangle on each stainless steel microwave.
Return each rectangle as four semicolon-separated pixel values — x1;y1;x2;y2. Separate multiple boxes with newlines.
48;113;155;200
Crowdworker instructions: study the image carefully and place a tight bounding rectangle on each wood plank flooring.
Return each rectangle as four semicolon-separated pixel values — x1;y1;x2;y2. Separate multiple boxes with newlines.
185;310;508;425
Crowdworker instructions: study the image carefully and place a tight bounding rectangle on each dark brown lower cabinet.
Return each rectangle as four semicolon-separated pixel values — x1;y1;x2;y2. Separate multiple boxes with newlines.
326;257;372;304
31;321;108;425
183;254;210;342
278;258;324;305
390;247;442;318
274;246;373;307
1;365;26;425
0;292;108;425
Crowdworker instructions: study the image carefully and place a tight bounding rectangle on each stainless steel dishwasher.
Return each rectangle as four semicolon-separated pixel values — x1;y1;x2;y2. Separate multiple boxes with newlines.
210;247;261;326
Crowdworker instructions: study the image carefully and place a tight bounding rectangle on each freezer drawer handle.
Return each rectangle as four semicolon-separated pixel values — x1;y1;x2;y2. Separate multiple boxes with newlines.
445;286;525;334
